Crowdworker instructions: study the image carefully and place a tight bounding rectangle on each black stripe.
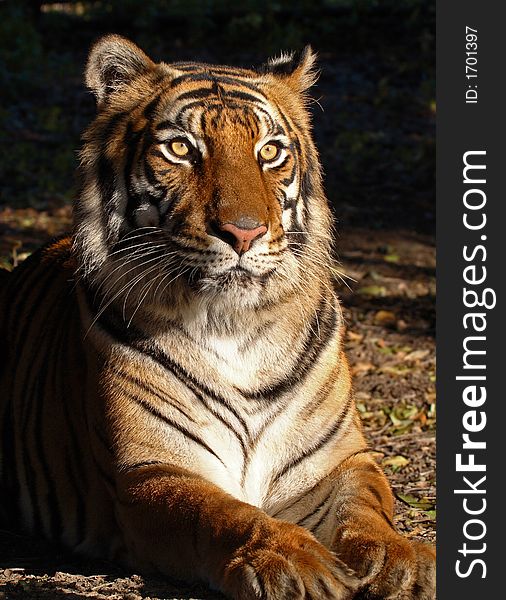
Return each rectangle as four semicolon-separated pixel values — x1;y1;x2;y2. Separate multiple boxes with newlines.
28;284;72;540
296;488;334;527
14;265;68;532
91;453;116;491
122;387;226;467
95;113;130;233
58;302;88;545
97;153;117;225
1;251;60;525
301;170;316;200
223;89;267;105
33;325;63;541
271;155;289;171
120;460;166;473
309;499;335;534
174;87;266;111
135;344;250;456
271;100;294;136
95;303;250;435
12;255;57;351
380;509;394;527
88;299;250;461
174;88;217;102
252;104;276;131
239;295;338;400
151;148;169;160
90;422;112;458
22;401;42;533
281;165;297;187
286;229;307;246
123;123;145;225
116;370;198;424
300;364;343;422
171;63;254;77
172;100;238;127
143;93;162;121
2;249;42;339
19;269;73;432
154;120;182;132
63;453;87;545
142;157;164;191
365;483;385;507
272;396;353;485
170;72;262;94
272;471;334;520
94;110;128;146
283;194;297;211
20;354;48;535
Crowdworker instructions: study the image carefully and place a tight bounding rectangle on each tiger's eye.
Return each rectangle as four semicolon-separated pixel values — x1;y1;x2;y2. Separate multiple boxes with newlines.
259;143;280;162
169;140;190;157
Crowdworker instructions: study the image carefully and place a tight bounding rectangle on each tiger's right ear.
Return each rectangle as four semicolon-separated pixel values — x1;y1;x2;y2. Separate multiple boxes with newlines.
261;46;319;96
85;35;155;107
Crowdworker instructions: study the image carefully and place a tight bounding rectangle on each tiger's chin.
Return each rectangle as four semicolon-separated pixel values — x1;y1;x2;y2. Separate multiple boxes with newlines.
184;265;280;311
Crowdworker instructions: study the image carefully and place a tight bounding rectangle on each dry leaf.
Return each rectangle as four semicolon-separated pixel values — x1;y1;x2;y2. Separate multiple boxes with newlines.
347;330;364;342
374;310;397;327
382;455;410;472
404;349;430;362
351;362;375;376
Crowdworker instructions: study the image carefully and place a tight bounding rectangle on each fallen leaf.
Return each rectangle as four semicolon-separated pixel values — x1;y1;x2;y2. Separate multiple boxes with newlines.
347;330;364;342
396;319;408;331
382;455;410;472
354;391;372;402
396;494;435;511
351;362;375;376
404;349;430;362
374;310;396;327
379;364;411;376
358;285;387;297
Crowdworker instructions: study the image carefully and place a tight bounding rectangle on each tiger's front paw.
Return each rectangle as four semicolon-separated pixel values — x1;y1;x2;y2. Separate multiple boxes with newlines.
335;529;435;600
222;519;359;600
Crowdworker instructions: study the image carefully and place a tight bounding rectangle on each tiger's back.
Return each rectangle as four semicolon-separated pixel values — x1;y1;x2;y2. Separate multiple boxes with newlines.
0;238;120;557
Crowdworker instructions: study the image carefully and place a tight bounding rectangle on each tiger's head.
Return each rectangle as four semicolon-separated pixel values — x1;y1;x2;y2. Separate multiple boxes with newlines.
75;35;335;320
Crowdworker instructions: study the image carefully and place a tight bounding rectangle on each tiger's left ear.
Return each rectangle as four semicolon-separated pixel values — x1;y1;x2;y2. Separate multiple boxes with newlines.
85;35;155;107
261;46;319;94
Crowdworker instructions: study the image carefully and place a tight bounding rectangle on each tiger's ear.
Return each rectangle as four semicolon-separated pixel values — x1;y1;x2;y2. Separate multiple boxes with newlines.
85;35;155;106
261;46;319;94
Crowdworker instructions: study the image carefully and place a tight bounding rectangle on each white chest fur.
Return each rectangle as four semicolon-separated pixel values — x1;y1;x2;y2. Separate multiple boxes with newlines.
204;335;264;389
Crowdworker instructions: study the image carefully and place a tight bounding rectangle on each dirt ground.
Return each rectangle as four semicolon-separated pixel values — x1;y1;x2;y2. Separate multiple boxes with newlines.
0;207;435;599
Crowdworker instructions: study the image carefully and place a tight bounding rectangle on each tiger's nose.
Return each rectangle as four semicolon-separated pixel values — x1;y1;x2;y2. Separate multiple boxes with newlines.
216;217;268;255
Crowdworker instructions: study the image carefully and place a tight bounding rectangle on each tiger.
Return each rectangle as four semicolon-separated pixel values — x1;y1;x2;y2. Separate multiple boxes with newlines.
0;35;435;599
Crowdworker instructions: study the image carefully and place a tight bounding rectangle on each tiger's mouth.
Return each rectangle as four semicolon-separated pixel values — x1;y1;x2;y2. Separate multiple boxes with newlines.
186;263;275;290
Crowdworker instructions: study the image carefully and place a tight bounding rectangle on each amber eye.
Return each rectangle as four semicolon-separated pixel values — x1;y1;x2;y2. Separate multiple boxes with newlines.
168;139;191;157
259;143;280;162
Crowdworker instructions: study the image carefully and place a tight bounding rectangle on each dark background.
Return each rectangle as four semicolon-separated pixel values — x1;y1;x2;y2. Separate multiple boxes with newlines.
0;0;435;234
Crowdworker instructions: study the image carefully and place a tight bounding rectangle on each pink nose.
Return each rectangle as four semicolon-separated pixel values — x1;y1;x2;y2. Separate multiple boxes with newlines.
219;221;268;255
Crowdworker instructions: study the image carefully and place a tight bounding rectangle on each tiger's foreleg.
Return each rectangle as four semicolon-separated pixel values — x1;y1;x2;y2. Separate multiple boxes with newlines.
115;464;359;600
326;453;435;600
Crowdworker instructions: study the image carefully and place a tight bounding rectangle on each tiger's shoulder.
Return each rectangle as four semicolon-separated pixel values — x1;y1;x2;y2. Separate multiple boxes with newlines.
1;235;78;344
3;235;75;283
